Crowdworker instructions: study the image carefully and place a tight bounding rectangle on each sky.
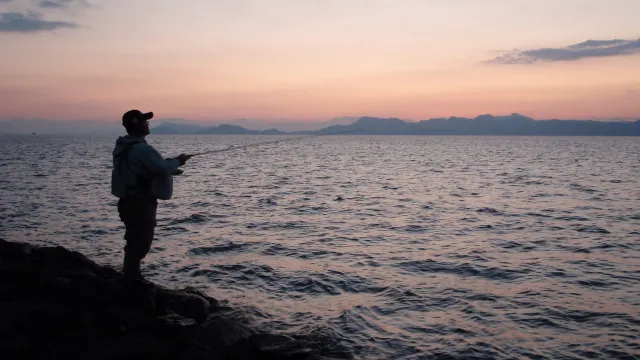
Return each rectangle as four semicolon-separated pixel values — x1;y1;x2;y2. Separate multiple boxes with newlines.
1;0;639;123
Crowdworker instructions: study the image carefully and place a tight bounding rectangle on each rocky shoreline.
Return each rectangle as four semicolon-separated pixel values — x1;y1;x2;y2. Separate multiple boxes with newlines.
0;239;343;359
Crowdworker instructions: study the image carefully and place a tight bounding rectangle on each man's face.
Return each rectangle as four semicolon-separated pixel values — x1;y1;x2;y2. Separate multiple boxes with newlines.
128;117;151;136
142;118;150;135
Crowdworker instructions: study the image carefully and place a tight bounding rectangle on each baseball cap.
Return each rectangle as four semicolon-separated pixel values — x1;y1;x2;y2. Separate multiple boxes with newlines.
122;109;153;127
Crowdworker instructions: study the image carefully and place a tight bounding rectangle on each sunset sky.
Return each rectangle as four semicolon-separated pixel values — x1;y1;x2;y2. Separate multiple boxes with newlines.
1;0;639;122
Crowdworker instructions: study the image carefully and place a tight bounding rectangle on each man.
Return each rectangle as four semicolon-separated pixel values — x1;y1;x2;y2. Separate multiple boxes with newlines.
111;109;191;281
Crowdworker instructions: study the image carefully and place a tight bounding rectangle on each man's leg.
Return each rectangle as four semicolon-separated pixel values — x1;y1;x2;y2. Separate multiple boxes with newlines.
119;197;140;279
123;249;142;279
119;196;157;280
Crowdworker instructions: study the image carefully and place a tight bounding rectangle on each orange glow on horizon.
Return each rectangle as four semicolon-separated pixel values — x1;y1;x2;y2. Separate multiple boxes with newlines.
1;0;638;121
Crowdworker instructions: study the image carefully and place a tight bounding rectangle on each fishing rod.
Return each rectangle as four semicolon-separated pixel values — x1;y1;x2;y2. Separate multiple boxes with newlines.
187;128;363;157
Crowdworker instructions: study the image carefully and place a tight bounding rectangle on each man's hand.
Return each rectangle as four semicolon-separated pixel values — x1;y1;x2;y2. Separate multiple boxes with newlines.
178;154;192;166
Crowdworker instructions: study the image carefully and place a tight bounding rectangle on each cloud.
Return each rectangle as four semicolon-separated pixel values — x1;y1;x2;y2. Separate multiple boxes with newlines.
38;0;72;8
36;0;90;9
0;11;77;32
567;39;629;49
488;38;640;64
0;0;16;3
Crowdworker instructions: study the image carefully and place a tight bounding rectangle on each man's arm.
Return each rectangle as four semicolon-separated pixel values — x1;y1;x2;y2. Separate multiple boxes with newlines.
137;144;181;176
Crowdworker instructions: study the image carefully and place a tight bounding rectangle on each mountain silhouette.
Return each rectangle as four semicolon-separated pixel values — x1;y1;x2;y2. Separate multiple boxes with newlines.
151;123;286;135
150;114;640;136
150;122;207;134
2;115;638;135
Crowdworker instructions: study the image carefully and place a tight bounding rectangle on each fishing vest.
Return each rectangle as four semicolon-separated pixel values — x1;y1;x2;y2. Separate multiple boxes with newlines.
116;143;153;197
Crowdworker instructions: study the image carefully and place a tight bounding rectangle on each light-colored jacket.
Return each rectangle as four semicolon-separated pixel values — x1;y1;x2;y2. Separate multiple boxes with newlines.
111;135;180;200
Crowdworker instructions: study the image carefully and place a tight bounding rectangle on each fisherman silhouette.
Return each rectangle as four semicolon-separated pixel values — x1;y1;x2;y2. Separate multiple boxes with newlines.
111;110;191;283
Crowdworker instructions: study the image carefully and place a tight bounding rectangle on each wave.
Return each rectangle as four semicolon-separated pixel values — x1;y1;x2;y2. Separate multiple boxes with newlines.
397;259;530;281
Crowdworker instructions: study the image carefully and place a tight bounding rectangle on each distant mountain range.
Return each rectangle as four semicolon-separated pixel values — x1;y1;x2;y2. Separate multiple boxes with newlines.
1;114;638;135
150;114;640;136
0;116;359;134
152;123;287;135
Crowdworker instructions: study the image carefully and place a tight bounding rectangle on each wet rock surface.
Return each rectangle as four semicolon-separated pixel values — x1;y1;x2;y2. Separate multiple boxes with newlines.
0;239;344;360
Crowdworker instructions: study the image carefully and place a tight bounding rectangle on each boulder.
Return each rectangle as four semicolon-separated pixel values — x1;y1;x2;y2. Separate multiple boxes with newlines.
0;238;349;359
156;286;212;324
304;356;343;360
196;315;257;353
250;334;313;359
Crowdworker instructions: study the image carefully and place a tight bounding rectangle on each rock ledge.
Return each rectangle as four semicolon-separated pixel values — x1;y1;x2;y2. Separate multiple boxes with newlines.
0;239;342;360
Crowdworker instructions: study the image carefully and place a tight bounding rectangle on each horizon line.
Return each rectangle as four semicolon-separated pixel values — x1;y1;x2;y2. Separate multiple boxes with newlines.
2;113;639;124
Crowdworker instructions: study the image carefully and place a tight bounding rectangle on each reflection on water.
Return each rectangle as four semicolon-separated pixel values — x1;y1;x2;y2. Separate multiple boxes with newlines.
1;134;639;359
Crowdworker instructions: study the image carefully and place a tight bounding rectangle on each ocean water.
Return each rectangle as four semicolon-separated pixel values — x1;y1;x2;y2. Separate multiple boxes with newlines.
1;134;639;359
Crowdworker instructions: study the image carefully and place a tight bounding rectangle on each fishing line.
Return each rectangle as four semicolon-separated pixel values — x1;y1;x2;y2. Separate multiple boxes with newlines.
187;128;363;157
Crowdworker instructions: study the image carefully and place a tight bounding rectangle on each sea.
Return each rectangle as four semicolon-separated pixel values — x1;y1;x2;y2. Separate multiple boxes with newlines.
1;134;638;360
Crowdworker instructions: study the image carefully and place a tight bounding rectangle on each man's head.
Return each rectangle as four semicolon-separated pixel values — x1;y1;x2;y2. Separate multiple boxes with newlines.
122;110;153;136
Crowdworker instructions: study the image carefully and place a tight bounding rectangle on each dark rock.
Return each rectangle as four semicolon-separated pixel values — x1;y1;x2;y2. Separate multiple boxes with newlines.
0;238;347;360
129;311;198;335
224;337;260;360
183;286;224;309
196;315;257;354
0;302;98;359
251;334;313;359
156;286;212;324
251;334;297;348
93;334;182;360
21;242;33;255
35;245;99;274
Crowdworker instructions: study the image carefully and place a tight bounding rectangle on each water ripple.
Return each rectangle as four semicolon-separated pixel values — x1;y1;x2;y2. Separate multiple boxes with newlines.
1;134;639;359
